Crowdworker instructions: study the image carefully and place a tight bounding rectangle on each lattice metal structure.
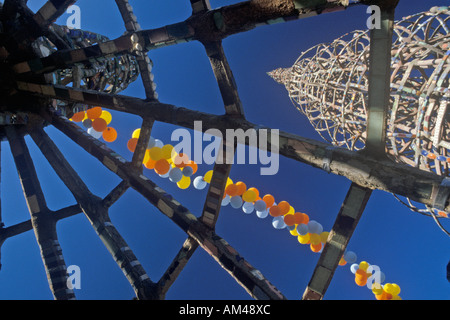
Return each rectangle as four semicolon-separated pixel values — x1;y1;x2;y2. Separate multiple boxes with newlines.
269;6;450;176
0;0;448;301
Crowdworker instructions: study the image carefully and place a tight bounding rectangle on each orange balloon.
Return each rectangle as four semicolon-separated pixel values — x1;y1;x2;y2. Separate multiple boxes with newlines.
293;212;303;224
154;159;170;175
102;127;117;142
235;181;247;196
355;269;368;286
92;118;107;132
283;214;296;226
70;111;85;122
144;158;156;170
127;138;138;152
174;152;189;168
225;184;238;197
86;107;102;119
263;194;275;208
269;205;282;217
247;187;259;198
310;243;322;253
278;201;290;215
338;257;347;266
302;213;310;224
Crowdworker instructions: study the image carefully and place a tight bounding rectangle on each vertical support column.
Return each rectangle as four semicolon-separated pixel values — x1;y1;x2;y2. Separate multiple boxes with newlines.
6;127;75;300
364;7;395;156
303;183;372;300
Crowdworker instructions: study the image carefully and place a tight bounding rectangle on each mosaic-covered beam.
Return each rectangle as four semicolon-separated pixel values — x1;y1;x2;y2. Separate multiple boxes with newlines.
18;82;450;212
6;126;75;300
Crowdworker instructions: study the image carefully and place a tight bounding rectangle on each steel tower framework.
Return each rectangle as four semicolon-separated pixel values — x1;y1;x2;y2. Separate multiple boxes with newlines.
0;0;447;300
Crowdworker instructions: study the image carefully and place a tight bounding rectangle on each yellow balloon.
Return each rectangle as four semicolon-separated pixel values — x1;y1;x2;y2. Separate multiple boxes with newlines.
100;110;112;124
290;228;299;236
320;231;329;243
149;146;163;161
287;206;295;215
359;261;369;271
297;233;310;244
390;284;401;296
391;295;402;300
203;170;213;183
143;149;151;164
242;190;256;203
309;233;321;245
226;177;233;187
132;128;141;139
177;175;191;189
161;144;174;159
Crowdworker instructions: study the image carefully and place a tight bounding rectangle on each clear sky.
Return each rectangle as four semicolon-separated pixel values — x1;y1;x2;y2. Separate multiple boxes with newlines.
0;0;449;300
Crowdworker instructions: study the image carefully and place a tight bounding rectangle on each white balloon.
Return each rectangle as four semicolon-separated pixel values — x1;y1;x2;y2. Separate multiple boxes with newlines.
307;220;322;234
296;223;309;236
256;209;269;219
159;171;170;178
254;199;266;212
242;202;254;214
221;194;230;206
230;196;243;209
350;263;359;274
154;139;164;148
87;127;102;139
147;136;156;148
272;216;286;229
169;167;183;183
193;176;207;190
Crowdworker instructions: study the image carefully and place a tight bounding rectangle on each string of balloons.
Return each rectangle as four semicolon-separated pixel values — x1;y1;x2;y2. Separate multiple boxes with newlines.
70;107;402;300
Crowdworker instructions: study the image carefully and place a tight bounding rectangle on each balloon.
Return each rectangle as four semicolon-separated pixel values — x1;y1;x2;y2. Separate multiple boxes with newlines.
225;184;239;197
144;158;156;170
193;176;207;190
297;233;310;244
344;251;357;264
378;271;386;284
272;216;286;229
296;224;309;236
154;159;170;175
149;146;163;161
230;196;243;209
235;181;247;195
278;201;290;215
127;138;138;152
70;111;85;122
182;166;194;177
256;209;269;219
82;118;92;128
263;194;275;208
87;127;102;139
371;283;383;295
254;199;266;212
132;128;141;139
290;228;299;236
102;127;117;142
350;263;359;274
168;167;183;183
309;233;321;245
159;171;170;178
92;118;107;132
269;205;282;217
242;202;254;214
338;256;347;266
355;269;368;286
86;106;102;119
359;261;369;272
384;283;400;296
242;190;256;203
310;243;322;253
161;144;174;159
185;160;198;174
307;220;323;234
221;194;231;206
247;187;259;198
319;231;329;243
177;175;191;189
283;214;296;226
154;139;164;148
203;170;213;183
100;110;112;124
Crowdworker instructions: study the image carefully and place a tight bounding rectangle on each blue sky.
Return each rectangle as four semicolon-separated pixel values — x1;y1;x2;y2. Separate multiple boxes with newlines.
0;0;449;300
